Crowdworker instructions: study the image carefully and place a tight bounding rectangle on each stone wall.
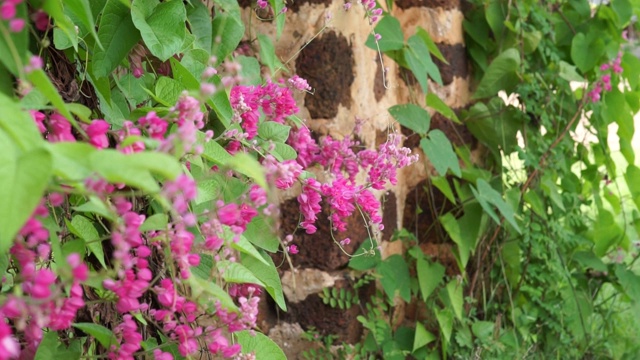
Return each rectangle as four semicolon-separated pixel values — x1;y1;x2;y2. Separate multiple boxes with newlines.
239;1;474;357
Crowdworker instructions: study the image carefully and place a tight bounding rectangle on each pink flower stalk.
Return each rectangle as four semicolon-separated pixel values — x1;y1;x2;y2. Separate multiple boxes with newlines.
298;178;322;234
288;75;312;92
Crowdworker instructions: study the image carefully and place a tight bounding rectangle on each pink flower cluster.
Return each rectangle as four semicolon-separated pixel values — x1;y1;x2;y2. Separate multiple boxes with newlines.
1;202;87;359
288;75;312;92
588;52;624;103
361;0;383;24
230;81;298;139
288;126;417;234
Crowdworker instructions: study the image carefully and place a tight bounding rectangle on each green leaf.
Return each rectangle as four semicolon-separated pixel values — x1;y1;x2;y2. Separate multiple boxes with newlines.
558;61;583;82
258;122;291;143
34;331;61;360
49;142;95;180
271;143;297;161
441;280;463;321
267;0;286;37
376;254;411;302
612;0;632;26
90;150;181;192
615;265;640;302
365;16;405;52
69;215;106;268
66;0;102;49
622;52;640;89
139;213;168;232
416;257;444;301
571;32;605;73
413;322;436;352
209;75;233;126
187;0;213;50
233;236;270;266
92;0;141;78
218;261;265;286
626;165;640;210
236;331;287;360
155;76;186;106
431;176;456;203
72;323;117;348
416;27;446;63
238;55;263;85
349;240;382;270
43;0;79;50
0;93;43;150
241;251;287;311
420;130;461;177
471;321;495;342
388;104;431;135
471;179;521;234
473;48;520;99
198;130;232;165
440;205;482;271
0;147;52;251
188;273;238;311
435;307;453;343
258;34;283;76
211;12;244;63
131;0;186;61
593;208;623;257
227;153;267;189
426;93;459;123
405;34;442;92
243;216;280;252
464;100;521;157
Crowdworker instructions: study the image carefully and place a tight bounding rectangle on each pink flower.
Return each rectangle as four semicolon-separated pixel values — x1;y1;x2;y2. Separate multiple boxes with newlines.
298;178;322;234
85;119;110;149
288;244;299;254
0;322;20;360
9;18;24;32
132;67;143;78
0;2;16;20
47;113;76;142
29;110;46;133
32;10;49;31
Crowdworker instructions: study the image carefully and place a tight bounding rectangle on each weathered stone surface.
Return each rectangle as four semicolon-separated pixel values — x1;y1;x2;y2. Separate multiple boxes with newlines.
433;43;468;85
276;198;370;271
280;278;374;343
281;268;336;303
296;31;355;119
396;0;460;10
